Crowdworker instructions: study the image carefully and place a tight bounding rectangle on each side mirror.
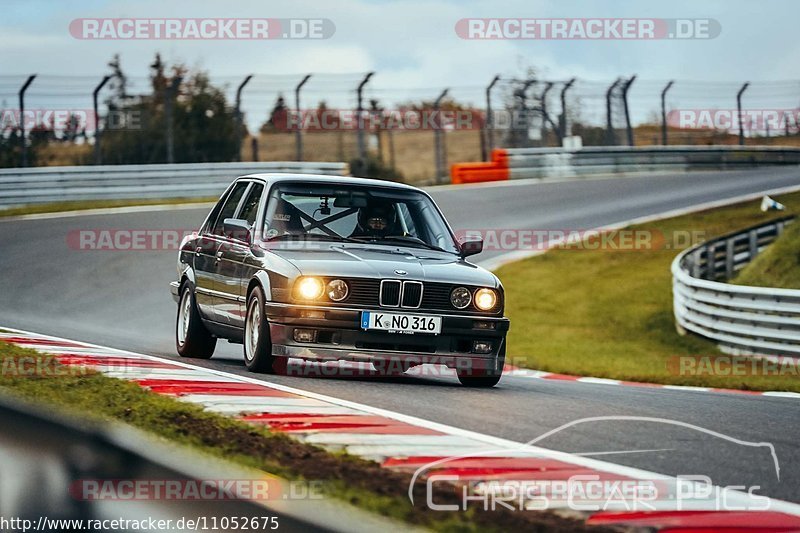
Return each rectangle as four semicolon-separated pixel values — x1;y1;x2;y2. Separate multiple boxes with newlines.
459;236;483;258
223;218;252;244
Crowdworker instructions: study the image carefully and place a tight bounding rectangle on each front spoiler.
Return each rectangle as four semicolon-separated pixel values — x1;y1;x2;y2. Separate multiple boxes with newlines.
271;342;501;372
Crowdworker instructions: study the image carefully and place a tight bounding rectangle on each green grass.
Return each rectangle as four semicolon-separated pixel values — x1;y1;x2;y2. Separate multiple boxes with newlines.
496;190;800;392
0;341;593;532
0;197;217;218
733;219;800;289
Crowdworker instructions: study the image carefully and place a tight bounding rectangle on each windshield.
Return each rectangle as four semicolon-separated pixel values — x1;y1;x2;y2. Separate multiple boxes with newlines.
261;183;459;253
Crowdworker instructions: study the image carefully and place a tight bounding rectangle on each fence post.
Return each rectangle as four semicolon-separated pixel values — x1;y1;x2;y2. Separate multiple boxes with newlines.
251;137;259;162
737;82;750;146
539;82;554;145
355;72;375;165
234;74;253;162
434;88;449;183
748;229;758;260
483;74;500;161
18;75;36;167
692;249;703;278
725;238;735;279
605;78;621;146
705;243;716;280
559;78;576;141
165;76;182;164
92;75;112;165
294;74;311;161
660;80;674;146
622;75;637;147
512;79;536;148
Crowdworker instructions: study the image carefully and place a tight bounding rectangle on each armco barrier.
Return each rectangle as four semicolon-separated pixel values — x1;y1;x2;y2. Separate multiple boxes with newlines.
0;393;354;532
451;146;800;184
0;161;349;208
671;215;800;357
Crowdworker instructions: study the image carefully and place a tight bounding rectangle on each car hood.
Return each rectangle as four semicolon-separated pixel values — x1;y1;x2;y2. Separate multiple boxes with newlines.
266;243;499;288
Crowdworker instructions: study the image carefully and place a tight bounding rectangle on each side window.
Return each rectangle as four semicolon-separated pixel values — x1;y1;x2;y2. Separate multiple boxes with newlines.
211;182;248;236
238;183;264;226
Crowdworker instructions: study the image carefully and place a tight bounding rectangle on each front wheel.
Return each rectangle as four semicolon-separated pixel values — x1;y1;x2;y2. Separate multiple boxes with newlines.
176;282;216;359
457;344;505;388
244;286;276;373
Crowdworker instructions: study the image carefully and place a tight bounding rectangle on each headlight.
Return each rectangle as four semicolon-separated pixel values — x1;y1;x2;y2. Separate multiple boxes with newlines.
474;288;498;311
326;279;349;301
450;287;472;309
295;277;324;300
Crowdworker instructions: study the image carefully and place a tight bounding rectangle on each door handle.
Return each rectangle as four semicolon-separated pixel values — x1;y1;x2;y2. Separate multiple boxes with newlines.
195;246;202;257
215;250;224;262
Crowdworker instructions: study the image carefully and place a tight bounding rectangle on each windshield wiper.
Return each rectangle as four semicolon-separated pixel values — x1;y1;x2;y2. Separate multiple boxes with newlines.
265;232;361;244
356;235;451;253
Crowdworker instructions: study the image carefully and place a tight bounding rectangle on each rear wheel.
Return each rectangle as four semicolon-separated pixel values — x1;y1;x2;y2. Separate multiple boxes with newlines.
457;344;505;388
176;282;216;359
244;286;276;373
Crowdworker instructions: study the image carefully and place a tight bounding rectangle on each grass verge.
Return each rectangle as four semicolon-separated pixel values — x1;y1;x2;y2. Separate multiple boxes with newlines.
733;218;800;289
496;191;800;392
0;197;217;218
0;340;604;532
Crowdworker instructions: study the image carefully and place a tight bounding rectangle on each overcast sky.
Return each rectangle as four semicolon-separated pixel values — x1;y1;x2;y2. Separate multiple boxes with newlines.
2;0;798;127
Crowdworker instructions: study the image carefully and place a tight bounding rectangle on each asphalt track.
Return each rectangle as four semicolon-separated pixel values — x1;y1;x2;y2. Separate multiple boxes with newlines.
1;167;799;503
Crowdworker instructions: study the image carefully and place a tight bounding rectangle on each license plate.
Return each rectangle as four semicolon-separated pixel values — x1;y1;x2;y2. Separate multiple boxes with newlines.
361;311;442;335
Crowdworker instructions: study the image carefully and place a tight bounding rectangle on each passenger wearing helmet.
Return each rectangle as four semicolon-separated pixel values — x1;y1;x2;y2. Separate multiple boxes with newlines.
351;202;399;238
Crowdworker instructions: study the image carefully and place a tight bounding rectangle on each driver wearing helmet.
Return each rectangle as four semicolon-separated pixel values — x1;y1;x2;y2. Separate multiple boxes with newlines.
351;202;398;238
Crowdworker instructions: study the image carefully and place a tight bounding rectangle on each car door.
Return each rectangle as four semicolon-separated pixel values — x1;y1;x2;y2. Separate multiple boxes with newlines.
215;181;265;327
195;181;249;322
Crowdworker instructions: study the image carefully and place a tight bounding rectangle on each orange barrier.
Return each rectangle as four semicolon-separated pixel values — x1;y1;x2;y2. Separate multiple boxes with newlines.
450;149;509;184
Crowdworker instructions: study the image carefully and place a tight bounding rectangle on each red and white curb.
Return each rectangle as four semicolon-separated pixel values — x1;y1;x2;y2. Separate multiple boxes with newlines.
3;327;800;531
501;365;800;399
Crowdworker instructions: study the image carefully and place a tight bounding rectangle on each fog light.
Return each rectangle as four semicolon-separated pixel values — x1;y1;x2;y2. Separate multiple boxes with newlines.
472;340;493;354
293;328;318;343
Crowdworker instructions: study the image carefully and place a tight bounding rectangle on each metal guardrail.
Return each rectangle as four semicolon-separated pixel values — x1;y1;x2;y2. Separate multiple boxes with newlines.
0;161;349;208
504;145;800;180
451;145;800;183
0;392;380;532
671;215;800;357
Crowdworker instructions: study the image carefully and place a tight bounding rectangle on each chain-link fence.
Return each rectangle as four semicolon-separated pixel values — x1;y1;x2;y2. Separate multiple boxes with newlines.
1;72;799;183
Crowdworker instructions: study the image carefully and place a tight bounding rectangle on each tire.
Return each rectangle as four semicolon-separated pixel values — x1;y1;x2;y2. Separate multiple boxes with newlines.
243;286;276;373
176;281;216;359
457;343;505;388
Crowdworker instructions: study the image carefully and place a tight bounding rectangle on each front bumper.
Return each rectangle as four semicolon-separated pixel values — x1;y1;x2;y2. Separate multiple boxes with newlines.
265;302;509;371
